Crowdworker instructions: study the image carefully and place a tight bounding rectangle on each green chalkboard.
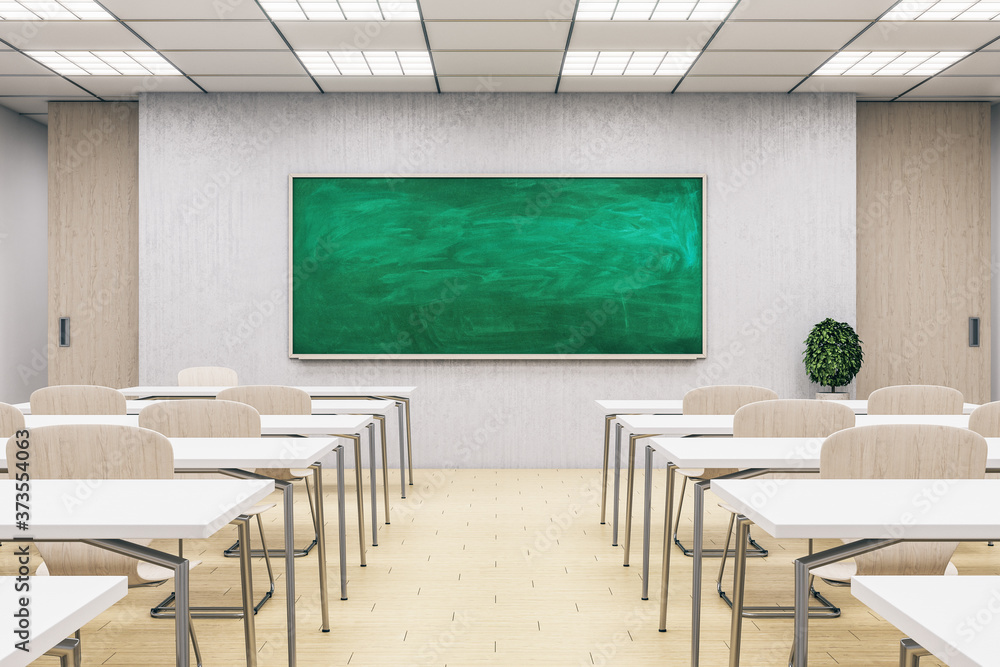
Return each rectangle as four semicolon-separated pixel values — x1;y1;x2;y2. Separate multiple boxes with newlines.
289;175;705;358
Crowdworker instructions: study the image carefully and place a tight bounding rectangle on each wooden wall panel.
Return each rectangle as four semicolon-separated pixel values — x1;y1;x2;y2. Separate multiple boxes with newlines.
857;102;991;404
48;102;138;387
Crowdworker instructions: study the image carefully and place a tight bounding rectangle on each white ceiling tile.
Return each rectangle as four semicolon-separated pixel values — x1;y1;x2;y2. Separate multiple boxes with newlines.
192;75;318;92
0;95;94;113
901;96;1000;102
850;21;1000;51
939;51;1000;75
433;51;563;75
316;75;437;92
276;21;427;50
421;0;574;20
676;75;800;92
99;0;267;20
794;75;918;97
0;75;88;95
0;42;10;50
440;75;556;92
65;75;201;95
161;50;305;75
0;21;146;50
125;20;286;50
710;21;870;50
425;21;569;50
730;0;897;20
557;75;681;92
0;51;55;75
570;21;717;50
690;51;833;76
898;76;1000;97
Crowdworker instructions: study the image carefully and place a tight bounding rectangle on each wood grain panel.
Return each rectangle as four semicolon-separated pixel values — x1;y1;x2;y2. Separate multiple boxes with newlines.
857;102;991;404
47;102;138;387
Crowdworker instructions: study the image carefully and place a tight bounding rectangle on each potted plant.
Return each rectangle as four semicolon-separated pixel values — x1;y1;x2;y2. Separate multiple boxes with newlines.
803;318;863;400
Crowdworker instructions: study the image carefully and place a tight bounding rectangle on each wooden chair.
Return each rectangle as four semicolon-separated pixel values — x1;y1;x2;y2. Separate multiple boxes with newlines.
29;385;126;415
717;399;856;619
866;385;964;415
216;386;322;559
5;424;203;663
177;366;238;386
672;385;778;558
0;402;25;437
968;400;1000;437
814;424;987;583
138;400;276;617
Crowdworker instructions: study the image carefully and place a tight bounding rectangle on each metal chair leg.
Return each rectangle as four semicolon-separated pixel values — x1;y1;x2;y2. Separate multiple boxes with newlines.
189;613;203;667
900;638;931;666
44;637;80;667
717;527;840;618
226;477;318;558
673;477;768;558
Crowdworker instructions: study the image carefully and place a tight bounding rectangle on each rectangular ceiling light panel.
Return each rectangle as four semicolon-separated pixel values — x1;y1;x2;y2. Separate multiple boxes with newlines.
297;50;432;75
25;50;181;75
885;1;1000;20
815;51;970;75
576;1;736;21
0;0;110;20
562;50;699;75
261;0;419;20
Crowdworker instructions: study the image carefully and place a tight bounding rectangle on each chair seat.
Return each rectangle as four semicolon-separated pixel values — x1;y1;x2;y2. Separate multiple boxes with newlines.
36;559;202;585
246;502;277;516
813;559;958;583
718;502;739;515
290;469;312;478
678;468;706;478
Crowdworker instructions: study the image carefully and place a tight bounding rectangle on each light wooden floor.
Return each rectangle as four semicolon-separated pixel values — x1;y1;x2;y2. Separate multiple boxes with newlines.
7;468;999;666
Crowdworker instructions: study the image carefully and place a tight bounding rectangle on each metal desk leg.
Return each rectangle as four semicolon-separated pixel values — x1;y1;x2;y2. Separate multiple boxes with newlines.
402;397;413;486
791;538;898;667
396;401;407;498
641;445;653;599
336;444;348;600
728;517;751;667
84;540;191;667
691;478;710;666
601;414;613;525
278;479;297;662
309;462;331;632
658;464;677;632
900;638;930;667
374;415;390;524
234;515;258;666
612;422;623;546
348;434;367;566
623;434;652;566
367;423;378;547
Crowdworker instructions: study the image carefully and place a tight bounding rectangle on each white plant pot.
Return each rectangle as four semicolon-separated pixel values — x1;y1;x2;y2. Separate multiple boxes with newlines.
815;392;850;400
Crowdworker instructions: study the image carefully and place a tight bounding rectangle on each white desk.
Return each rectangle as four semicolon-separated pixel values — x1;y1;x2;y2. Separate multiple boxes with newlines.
852;575;1000;667
0;576;127;667
642;437;1000;665
608;413;975;566
21;413;384;558
0;479;273;667
595;400;978;534
16;399;394;417
0;436;345;662
120;385;417;494
712;479;1000;667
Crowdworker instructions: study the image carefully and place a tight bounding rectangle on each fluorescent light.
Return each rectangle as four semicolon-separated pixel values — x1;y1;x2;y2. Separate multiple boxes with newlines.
261;0;420;21
25;50;181;75
296;50;432;75
884;1;1000;20
0;0;110;19
561;50;698;76
815;51;970;76
576;0;735;21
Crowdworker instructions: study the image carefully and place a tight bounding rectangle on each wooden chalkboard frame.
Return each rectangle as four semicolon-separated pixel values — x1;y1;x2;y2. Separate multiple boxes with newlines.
288;174;707;360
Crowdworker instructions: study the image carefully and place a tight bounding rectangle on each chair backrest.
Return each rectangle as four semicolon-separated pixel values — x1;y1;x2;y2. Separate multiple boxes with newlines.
30;385;126;415
0;402;25;437
968;401;1000;437
6;424;174;584
733;399;855;438
217;385;311;415
820;424;987;576
138;399;260;438
682;385;778;415
866;385;964;415
177;366;238;386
